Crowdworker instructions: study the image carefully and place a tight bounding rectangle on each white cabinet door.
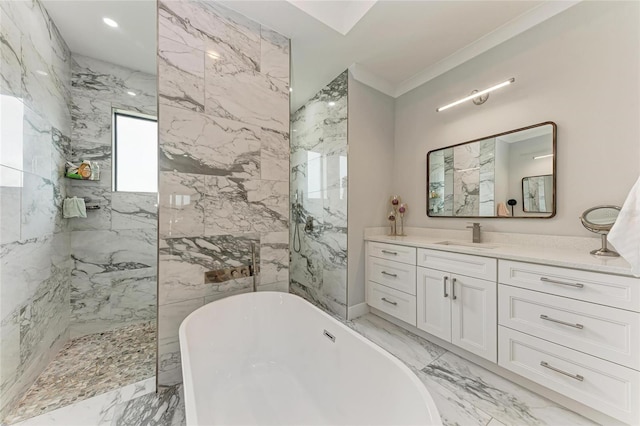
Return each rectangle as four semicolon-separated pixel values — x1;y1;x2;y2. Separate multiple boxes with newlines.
417;267;451;341
451;274;497;362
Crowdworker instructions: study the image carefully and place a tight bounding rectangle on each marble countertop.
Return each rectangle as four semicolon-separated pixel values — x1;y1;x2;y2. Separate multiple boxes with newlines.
365;234;637;277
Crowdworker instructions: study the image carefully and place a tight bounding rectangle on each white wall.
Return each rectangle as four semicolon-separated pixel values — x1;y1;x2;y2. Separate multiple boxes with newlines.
348;73;395;307
393;1;640;237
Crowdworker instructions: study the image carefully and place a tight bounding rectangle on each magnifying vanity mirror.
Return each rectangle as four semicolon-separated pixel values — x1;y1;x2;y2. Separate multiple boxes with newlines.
427;122;556;218
580;205;621;256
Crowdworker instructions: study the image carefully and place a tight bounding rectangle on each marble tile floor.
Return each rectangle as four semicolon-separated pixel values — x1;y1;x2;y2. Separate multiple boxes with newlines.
4;322;156;425
7;313;596;426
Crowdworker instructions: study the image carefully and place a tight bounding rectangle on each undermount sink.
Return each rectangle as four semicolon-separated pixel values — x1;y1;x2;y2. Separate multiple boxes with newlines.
434;241;499;249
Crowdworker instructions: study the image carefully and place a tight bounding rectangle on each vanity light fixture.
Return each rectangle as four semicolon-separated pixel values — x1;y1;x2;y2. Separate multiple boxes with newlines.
436;78;515;112
103;17;119;28
533;154;553;160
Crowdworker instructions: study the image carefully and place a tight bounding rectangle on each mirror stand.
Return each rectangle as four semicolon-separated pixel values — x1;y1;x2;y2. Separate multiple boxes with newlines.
580;205;621;257
592;234;619;257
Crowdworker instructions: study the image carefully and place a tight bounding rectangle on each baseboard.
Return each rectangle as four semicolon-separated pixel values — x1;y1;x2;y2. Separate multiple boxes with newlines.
347;302;370;320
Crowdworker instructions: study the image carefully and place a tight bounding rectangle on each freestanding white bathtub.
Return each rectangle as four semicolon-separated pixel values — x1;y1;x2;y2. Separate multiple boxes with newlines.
179;292;442;425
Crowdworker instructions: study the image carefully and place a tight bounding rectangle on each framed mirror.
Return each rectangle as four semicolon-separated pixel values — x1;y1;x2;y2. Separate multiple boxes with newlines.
427;122;556;218
522;175;553;213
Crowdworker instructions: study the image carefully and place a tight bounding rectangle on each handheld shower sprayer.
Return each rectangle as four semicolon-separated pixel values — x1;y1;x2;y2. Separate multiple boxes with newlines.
293;190;302;253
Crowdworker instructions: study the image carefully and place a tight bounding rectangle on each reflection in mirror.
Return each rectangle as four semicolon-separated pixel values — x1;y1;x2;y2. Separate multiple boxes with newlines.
522;175;553;213
427;122;556;218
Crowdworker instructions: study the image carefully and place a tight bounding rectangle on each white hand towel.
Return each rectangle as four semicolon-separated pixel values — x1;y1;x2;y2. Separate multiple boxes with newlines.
63;197;87;218
608;176;640;277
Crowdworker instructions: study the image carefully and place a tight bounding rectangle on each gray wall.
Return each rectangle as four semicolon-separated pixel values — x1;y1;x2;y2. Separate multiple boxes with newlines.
290;71;348;318
347;73;395;309
393;1;640;236
0;0;72;417
156;0;290;386
68;54;158;338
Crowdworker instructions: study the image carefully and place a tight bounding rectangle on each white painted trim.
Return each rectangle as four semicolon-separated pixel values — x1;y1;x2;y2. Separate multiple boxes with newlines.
348;302;370;320
394;0;582;97
348;64;396;98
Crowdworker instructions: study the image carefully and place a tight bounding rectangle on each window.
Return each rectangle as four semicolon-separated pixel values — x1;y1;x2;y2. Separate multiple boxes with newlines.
113;110;158;192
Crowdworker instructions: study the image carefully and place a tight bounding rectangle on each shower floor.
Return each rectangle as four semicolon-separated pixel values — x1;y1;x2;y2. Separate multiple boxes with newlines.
4;321;156;424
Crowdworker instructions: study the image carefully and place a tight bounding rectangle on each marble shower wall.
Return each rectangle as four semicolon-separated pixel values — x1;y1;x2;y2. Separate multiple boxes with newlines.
290;71;348;319
157;0;290;386
67;55;158;338
0;0;72;418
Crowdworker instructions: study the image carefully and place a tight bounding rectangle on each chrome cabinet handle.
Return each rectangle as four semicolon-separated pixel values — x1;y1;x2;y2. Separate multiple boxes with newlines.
381;297;398;306
540;314;584;329
381;250;398;255
540;277;584;288
452;277;457;300
540;361;584;381
381;271;398;277
443;276;449;298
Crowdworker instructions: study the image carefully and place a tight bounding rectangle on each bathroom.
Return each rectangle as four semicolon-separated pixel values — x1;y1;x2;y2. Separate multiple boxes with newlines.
0;0;638;425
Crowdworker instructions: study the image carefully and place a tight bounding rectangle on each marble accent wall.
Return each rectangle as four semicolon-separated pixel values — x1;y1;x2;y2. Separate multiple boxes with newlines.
290;71;348;319
67;55;158;338
0;0;72;417
157;0;290;386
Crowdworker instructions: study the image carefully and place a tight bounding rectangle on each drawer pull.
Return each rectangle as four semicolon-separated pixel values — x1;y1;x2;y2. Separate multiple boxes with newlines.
540;277;584;288
443;276;449;298
381;271;398;278
452;277;457;300
540;314;584;329
381;250;398;255
540;361;584;381
381;297;398;306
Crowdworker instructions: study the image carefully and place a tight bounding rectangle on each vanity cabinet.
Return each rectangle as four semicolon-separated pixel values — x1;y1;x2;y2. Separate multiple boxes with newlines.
416;249;497;362
498;260;640;424
365;237;640;424
366;242;417;326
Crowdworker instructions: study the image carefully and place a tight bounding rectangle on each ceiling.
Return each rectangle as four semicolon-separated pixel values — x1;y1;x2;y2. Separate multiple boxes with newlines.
222;0;579;111
43;1;156;75
42;0;579;110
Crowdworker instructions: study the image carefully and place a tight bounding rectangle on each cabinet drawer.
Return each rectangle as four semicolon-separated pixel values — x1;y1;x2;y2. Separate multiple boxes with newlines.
499;285;640;370
368;257;416;295
417;249;496;281
499;260;640;312
499;327;640;424
368;242;416;265
367;282;416;326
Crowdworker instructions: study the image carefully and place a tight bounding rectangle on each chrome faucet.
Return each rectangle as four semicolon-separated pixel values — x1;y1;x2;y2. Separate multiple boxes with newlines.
466;222;481;243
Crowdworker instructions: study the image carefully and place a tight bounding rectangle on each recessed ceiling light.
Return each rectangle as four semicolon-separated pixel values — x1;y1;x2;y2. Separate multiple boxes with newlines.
103;17;118;28
328;101;336;107
127;91;136;96
36;70;48;76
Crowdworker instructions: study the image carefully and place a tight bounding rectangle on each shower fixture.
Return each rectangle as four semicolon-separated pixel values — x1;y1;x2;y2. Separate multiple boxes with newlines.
292;190;302;253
